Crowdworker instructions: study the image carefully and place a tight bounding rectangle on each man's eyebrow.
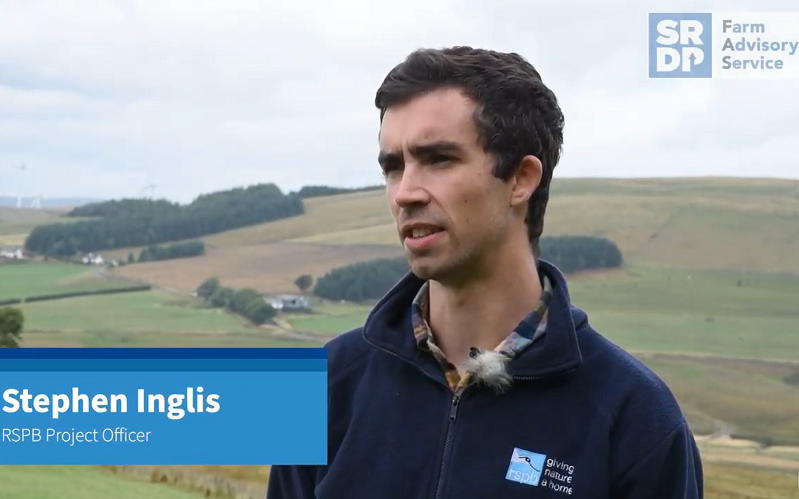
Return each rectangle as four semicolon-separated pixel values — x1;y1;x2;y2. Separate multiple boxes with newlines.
378;150;402;168
409;141;464;157
378;141;465;169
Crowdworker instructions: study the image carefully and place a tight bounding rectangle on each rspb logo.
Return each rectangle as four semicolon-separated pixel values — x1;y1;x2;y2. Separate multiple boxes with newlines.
649;13;713;78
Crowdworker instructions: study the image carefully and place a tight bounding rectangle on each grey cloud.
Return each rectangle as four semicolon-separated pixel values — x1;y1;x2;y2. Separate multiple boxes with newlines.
1;0;798;204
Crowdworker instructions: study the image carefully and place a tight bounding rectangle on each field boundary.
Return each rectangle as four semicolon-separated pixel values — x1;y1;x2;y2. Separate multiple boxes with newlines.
632;350;799;367
0;284;153;307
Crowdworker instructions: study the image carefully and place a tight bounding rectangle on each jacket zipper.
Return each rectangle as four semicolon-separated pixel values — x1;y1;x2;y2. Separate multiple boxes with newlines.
363;337;466;499
363;337;579;498
433;393;461;499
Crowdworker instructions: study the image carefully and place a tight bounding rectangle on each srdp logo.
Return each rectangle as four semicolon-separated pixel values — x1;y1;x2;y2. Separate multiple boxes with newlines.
649;13;712;78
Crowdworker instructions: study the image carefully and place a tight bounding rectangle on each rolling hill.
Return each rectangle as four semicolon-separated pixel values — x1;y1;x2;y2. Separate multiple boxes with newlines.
96;177;799;295
0;206;69;246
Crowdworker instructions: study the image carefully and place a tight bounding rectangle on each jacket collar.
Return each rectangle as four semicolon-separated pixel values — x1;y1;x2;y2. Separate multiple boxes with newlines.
361;259;584;380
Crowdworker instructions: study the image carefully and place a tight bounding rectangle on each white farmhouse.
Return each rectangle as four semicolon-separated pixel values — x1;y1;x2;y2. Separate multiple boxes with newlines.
0;246;24;259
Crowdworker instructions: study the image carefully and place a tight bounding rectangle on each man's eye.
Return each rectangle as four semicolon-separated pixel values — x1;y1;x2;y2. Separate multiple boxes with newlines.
382;164;402;175
430;155;451;164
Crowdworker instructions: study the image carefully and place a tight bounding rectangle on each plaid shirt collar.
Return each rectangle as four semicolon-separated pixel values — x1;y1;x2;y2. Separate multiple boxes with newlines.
410;273;553;392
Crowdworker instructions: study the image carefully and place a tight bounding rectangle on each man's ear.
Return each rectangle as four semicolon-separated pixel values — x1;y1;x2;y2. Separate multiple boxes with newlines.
510;155;542;209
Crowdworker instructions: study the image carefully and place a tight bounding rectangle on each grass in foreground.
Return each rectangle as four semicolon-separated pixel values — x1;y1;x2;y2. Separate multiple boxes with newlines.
0;466;204;499
0;261;136;301
703;461;799;498
15;459;794;499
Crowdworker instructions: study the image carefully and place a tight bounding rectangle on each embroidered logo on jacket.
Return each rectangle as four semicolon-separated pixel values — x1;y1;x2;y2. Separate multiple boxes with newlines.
506;447;577;494
505;447;546;486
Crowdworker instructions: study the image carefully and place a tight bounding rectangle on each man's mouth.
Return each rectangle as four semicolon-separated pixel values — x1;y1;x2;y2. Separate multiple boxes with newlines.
408;227;443;239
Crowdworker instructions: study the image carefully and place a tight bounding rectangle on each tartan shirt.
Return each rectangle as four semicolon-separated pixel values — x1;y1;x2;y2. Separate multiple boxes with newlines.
410;274;554;394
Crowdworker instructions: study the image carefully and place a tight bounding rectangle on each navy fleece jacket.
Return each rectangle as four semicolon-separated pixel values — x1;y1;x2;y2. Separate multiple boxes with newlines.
267;260;704;498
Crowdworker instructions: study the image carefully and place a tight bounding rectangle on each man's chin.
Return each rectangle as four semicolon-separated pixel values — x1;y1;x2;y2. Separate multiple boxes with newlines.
407;257;448;281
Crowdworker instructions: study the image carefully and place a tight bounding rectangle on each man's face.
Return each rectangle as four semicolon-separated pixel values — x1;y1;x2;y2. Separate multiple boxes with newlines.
378;87;516;283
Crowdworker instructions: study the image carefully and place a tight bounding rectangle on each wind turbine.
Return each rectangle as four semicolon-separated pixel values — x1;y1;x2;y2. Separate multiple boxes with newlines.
16;163;26;209
140;183;156;200
138;170;157;200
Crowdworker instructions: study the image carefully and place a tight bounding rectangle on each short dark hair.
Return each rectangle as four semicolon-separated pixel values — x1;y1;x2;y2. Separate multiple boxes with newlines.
374;46;565;258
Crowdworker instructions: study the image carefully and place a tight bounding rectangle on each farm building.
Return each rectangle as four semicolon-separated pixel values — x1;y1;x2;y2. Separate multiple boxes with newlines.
267;294;312;312
81;253;105;265
0;246;24;260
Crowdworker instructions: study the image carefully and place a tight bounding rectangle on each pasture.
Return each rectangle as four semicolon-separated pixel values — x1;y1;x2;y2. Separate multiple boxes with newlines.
0;466;203;499
0;205;66;240
0;261;136;301
110;242;404;295
286;265;799;362
13;289;313;348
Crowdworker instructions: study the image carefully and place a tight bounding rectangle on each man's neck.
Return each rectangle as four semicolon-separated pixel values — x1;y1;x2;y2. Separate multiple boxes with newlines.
426;244;543;372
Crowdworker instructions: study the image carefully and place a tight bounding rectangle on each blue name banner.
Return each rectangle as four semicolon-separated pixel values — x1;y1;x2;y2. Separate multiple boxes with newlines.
0;348;327;465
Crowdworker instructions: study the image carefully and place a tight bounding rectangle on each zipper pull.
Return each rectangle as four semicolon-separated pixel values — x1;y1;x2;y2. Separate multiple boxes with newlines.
449;395;460;422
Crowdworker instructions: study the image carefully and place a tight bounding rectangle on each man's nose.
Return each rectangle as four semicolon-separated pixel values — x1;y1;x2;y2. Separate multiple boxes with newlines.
392;164;430;208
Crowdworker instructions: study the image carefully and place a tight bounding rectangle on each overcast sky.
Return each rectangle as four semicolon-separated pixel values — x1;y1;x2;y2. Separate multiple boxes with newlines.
1;0;797;204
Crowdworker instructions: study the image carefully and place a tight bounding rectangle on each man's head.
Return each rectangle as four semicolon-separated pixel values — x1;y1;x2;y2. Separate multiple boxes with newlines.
375;46;564;284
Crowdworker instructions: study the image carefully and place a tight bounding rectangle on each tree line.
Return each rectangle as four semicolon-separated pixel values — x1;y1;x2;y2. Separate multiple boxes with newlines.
24;184;304;257
135;240;205;263
67;198;182;219
290;184;383;199
195;278;276;325
312;235;624;302
538;235;623;273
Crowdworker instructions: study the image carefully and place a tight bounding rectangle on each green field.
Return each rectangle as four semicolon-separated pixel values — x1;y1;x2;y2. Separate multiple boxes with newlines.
20;291;249;333
14;289;314;347
567;265;799;361
0;261;137;301
285;265;799;362
0;206;66;238
0;466;203;499
645;354;799;446
284;301;374;336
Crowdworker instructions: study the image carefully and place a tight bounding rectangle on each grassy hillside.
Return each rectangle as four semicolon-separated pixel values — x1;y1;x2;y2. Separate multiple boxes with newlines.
14;289;312;348
0;261;138;301
286;178;799;274
285;265;799;362
0;466;204;499
95;177;799;295
567;265;799;361
646;353;799;445
110;242;404;295
0;206;69;246
702;461;799;498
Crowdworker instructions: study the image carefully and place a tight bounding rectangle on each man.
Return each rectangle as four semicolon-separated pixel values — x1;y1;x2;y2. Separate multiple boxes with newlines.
267;46;703;498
